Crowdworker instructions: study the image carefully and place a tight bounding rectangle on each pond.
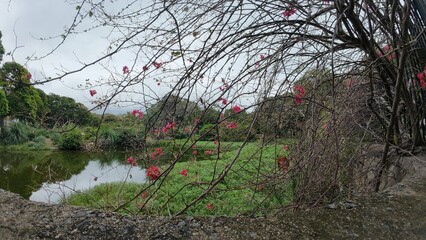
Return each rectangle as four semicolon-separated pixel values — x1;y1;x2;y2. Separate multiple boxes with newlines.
0;151;147;203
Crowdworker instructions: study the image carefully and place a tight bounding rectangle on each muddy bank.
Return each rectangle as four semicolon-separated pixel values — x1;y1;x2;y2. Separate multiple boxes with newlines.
1;154;425;239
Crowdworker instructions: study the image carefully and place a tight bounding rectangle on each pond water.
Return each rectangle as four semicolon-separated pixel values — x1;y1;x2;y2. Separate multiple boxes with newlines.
0;151;147;203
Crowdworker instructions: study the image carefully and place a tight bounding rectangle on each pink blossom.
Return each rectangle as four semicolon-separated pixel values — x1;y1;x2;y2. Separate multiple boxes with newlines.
131;109;144;119
206;203;214;210
282;7;297;18
146;165;161;181
204;150;214;155
26;73;32;80
192;150;197;155
232;105;242;113
180;169;188;177
153;61;162;69
123;66;130;74
127;157;137;166
89;89;97;97
226;122;238;129
220;98;227;105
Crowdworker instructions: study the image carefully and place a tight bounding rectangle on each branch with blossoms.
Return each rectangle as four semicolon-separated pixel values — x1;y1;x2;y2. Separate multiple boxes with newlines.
23;0;426;213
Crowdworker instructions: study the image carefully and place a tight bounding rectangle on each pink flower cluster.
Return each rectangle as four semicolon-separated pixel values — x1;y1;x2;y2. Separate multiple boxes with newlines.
89;89;97;97
151;147;163;160
282;7;297;18
232;105;242;113
378;45;396;60
162;121;176;133
417;66;426;89
123;65;130;74
180;168;188;177
146;165;161;181
131;109;144;119
127;157;137;167
226;122;238;129
293;85;305;105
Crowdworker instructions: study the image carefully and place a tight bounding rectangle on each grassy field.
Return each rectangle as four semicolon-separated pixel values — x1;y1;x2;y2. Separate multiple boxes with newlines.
63;140;295;216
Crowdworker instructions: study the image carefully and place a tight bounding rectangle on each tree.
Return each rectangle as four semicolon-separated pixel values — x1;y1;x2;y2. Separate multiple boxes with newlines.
44;93;96;128
0;62;45;123
20;0;426;212
0;89;8;128
0;31;4;63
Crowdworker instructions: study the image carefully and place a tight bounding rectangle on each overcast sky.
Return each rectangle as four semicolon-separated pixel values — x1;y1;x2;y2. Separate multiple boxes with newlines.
0;0;137;114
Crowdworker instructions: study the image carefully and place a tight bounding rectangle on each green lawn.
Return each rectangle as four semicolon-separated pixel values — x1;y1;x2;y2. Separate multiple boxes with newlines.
63;140;294;216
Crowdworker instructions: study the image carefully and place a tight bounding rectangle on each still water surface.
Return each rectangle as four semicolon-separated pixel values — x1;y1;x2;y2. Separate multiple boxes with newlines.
0;151;147;203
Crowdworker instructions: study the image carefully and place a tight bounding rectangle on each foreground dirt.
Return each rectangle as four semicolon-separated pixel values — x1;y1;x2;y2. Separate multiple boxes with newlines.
1;154;426;239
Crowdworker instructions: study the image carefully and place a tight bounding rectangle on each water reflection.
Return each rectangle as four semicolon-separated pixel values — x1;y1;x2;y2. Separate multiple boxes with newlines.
0;151;146;203
30;160;146;203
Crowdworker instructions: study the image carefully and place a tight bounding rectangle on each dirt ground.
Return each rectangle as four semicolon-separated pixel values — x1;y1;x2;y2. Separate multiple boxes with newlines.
1;153;426;239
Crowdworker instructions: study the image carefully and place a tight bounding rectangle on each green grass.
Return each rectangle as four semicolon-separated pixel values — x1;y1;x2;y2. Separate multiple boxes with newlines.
64;140;294;216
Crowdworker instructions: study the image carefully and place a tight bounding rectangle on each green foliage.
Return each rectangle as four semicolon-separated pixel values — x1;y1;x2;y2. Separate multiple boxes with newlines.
0;122;30;145
0;89;8;116
44;93;98;128
7;86;44;123
0;31;4;63
65;142;293;216
59;130;83;150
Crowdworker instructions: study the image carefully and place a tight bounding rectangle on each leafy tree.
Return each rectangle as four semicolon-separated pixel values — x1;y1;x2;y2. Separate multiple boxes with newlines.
0;89;8;128
0;31;4;63
0;62;44;123
44;93;97;128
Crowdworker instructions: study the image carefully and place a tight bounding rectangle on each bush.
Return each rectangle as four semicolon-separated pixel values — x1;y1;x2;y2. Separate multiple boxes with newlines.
59;130;83;150
0;122;30;145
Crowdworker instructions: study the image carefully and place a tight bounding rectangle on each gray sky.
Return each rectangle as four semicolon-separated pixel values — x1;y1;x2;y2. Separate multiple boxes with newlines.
0;0;139;114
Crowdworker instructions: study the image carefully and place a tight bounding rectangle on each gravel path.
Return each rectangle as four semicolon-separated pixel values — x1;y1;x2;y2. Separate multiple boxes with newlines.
1;154;426;239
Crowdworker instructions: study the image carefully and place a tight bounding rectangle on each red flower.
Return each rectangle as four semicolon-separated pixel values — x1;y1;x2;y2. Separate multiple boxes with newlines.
153;61;162;69
180;168;188;177
162;127;168;133
171;121;177;128
151;147;163;160
417;66;426;89
293;96;303;105
123;66;130;74
260;54;265;60
155;147;163;156
206;203;214;210
220;98;227;105
378;45;396;60
143;65;149;71
89;89;97;97
26;73;32;80
214;140;218;145
232;105;242;113
293;85;305;105
276;157;289;172
282;7;297;18
226;122;238;129
204;150;213;155
127;157;137;166
146;165;161;181
131;109;144;119
192;150;197;155
283;145;289;151
154;128;159;135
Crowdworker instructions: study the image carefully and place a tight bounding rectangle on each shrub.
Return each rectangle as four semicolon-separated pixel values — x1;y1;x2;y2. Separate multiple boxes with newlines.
0;122;29;145
59;130;83;150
